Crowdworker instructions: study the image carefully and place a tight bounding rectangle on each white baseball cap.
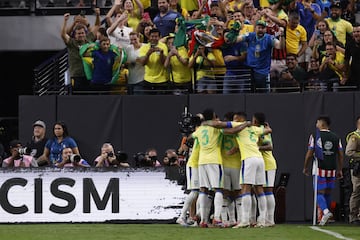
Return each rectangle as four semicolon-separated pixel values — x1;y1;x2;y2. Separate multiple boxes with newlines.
33;120;46;129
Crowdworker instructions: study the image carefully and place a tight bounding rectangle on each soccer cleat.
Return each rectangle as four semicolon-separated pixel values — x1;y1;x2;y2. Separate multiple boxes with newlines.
253;223;266;228
188;221;199;227
199;222;208;228
176;217;187;226
265;222;275;227
319;212;333;226
212;219;225;228
232;222;250;228
224;221;237;228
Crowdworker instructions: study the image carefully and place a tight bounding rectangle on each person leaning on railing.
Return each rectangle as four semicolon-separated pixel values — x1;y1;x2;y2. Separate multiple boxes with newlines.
163;33;192;94
138;28;169;94
318;42;346;92
275;53;307;92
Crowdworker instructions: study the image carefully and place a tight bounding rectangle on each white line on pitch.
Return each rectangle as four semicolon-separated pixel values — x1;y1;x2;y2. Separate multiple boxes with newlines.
310;226;353;240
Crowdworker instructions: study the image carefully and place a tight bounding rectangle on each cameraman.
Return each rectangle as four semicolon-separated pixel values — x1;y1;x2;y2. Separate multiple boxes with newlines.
134;148;161;168
163;149;180;167
2;140;38;168
94;143;130;168
55;147;90;168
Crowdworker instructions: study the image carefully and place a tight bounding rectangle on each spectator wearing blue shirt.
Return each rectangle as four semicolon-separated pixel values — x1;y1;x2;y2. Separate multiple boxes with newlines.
221;39;247;94
153;0;182;37
234;20;284;93
37;121;80;166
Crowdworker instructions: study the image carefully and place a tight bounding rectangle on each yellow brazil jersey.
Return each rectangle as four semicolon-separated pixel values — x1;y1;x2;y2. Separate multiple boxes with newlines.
187;138;199;168
229;1;242;11
326;18;353;45
240;24;254;35
258;133;277;171
285;24;307;55
127;14;141;32
321;51;345;80
180;0;199;12
211;49;226;75
170;46;192;83
192;125;223;165
221;134;241;169
260;0;270;8
277;9;288;23
231;122;264;161
134;0;150;10
190;51;216;81
139;42;169;83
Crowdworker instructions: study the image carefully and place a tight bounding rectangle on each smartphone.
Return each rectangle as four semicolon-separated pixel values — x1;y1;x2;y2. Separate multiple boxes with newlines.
143;12;150;21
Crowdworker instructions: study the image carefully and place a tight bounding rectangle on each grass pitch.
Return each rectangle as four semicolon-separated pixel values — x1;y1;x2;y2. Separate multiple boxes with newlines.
0;223;359;240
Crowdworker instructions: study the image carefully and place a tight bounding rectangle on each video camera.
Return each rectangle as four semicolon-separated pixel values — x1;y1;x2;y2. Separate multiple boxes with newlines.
178;107;200;135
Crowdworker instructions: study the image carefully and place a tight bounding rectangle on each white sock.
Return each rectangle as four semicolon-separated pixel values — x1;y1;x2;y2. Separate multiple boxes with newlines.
204;194;213;223
250;194;257;224
221;197;230;222
323;208;330;215
241;194;251;225
180;191;198;219
199;192;208;223
196;195;200;218
213;191;223;221
257;194;266;225
228;200;236;223
235;196;242;223
265;193;275;224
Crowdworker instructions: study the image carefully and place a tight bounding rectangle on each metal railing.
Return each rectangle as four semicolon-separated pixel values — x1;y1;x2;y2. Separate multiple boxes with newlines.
33;48;69;96
32;49;358;96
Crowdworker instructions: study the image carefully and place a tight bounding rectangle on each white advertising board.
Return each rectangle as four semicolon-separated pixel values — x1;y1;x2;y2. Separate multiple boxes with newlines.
0;169;185;223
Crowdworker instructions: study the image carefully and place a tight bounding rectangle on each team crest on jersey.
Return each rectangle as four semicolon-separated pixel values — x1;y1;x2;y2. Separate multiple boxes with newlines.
322;140;334;155
324;141;333;150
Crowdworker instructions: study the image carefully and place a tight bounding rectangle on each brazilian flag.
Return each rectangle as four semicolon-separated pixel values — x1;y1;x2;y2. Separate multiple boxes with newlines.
79;42;127;84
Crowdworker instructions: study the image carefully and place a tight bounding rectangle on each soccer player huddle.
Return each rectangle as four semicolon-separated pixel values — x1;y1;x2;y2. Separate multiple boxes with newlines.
177;109;277;228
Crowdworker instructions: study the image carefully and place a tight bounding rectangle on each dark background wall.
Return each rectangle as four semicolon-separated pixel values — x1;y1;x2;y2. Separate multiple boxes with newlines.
18;92;360;222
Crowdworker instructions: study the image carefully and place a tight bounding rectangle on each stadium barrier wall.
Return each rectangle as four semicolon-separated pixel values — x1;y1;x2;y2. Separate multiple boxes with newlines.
0;168;184;223
18;92;360;222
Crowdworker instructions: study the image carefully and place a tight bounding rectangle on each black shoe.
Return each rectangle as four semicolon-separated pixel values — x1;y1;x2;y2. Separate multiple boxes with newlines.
46;1;55;7
66;1;74;7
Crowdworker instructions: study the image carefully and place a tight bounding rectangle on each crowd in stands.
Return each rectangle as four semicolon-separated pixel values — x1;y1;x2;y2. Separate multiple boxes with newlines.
5;0;360;94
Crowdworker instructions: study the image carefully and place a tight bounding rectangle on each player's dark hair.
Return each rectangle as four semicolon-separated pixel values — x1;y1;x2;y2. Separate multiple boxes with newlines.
203;108;215;121
317;115;331;126
253;112;266;125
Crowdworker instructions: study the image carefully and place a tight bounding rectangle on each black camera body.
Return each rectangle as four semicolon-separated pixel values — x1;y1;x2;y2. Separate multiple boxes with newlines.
178;107;200;135
116;151;128;163
133;152;155;167
69;154;81;163
18;147;31;156
169;156;178;164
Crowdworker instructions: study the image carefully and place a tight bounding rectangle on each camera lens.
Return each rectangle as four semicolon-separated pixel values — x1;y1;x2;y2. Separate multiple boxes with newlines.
107;152;114;158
